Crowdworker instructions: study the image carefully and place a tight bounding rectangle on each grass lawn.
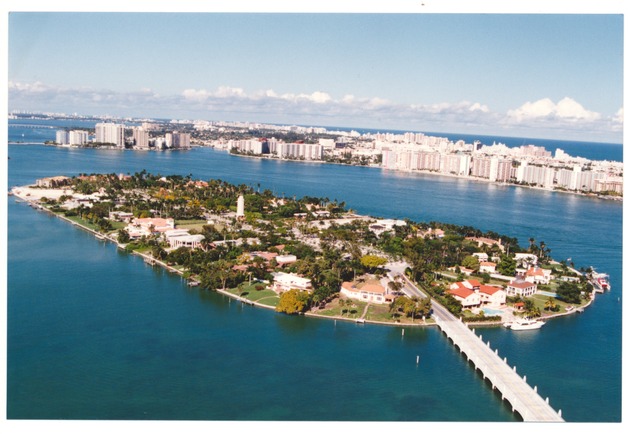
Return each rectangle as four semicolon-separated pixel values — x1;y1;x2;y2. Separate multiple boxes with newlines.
63;215;100;231
109;221;127;231
529;292;586;316
314;298;364;319
176;219;209;232
226;283;280;307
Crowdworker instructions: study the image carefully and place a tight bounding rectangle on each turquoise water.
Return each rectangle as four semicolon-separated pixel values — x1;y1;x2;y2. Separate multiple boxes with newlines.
6;136;622;421
481;307;505;316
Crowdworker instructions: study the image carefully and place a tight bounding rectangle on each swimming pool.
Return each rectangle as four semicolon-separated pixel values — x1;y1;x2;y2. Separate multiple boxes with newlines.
538;290;558;298
482;307;504;316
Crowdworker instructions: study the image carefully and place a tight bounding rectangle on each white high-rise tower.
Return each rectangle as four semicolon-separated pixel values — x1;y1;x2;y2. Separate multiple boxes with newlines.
236;195;245;219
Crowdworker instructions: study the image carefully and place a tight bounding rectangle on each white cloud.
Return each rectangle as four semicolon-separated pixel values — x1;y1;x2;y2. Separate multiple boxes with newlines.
8;80;621;142
507;97;601;122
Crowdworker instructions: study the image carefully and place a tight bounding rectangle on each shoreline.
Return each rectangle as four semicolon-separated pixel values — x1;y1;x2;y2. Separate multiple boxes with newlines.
8;141;622;202
224;147;622;202
10;185;601;328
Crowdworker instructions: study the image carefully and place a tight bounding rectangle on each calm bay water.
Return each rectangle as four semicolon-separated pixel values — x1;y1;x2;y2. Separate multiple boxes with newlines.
5;122;623;422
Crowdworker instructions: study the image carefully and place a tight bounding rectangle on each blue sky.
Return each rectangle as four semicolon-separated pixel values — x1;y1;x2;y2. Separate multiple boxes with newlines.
5;3;625;142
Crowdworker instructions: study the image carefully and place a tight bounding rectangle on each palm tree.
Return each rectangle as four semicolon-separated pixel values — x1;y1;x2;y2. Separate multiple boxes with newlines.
338;298;347;316
544;297;557;312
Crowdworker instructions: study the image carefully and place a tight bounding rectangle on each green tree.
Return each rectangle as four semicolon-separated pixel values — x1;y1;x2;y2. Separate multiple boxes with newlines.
360;254;388;271
117;228;130;244
496;254;516;276
556;281;582;304
544;297;557;312
276;289;310;314
461;255;480;271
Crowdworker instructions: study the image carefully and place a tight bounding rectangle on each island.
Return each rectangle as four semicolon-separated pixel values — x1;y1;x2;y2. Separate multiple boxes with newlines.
10;172;608;327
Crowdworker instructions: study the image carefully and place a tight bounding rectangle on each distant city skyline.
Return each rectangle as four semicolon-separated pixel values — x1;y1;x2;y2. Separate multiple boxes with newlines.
5;5;625;143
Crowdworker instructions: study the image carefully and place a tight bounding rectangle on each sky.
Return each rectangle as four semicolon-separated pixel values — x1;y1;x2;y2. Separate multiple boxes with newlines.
4;1;626;143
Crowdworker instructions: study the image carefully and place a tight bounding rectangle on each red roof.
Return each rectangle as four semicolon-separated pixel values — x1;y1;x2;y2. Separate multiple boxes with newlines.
467;279;482;288
508;280;536;289
479;285;502;295
449;287;475;299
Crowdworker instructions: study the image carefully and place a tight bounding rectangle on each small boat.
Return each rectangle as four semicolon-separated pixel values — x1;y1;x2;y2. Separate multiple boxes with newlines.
504;317;544;330
355;318;365;324
590;272;610;292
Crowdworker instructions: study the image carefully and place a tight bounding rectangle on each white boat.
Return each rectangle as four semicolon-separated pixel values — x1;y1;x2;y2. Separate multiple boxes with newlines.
503;318;545;330
590;272;610;292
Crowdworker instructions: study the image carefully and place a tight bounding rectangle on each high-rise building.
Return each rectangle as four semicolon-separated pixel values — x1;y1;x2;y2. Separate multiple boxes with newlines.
95;123;125;148
69;130;88;145
236;195;245;219
56;130;69;145
132;127;150;149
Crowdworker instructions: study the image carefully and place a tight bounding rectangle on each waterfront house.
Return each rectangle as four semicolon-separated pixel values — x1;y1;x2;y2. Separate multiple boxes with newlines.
164;229;205;249
465;236;505;252
505;279;537;297
36;176;71;188
169;234;205;249
478;284;506;306
108;211;134;223
340;279;391;305
126;217;175;238
449;280;505;307
448;284;481;308
272;272;313;294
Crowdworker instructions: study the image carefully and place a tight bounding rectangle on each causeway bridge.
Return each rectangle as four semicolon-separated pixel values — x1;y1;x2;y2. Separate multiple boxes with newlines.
398;273;564;422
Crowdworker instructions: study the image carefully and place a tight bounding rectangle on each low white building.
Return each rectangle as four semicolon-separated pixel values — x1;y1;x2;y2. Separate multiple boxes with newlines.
479;261;497;273
276;254;297;266
272;272;312;294
169;234;205;249
514;253;538;267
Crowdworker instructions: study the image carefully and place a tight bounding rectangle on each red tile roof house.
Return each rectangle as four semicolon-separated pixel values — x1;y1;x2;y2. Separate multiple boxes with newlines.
449;279;506;308
448;281;482;308
340;281;393;305
523;266;552;285
506;279;538;297
478;284;506;306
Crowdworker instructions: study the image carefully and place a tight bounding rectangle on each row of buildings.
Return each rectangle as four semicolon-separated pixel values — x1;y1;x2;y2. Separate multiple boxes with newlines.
55;122;190;150
379;144;622;194
208;125;622;195
227;138;325;160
